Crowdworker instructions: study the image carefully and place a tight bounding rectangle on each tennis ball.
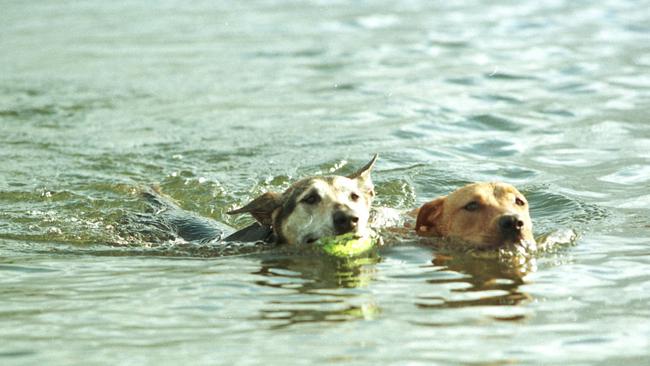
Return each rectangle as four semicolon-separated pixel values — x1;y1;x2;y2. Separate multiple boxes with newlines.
316;233;376;258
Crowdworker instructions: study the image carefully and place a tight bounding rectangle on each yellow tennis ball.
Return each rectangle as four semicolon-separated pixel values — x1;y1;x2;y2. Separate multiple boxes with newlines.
317;233;375;257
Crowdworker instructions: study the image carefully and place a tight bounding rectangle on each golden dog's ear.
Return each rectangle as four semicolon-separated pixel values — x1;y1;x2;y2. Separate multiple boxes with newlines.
348;154;378;196
415;197;445;236
227;192;282;226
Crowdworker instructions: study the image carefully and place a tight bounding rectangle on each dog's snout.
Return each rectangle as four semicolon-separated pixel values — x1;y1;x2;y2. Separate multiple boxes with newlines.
333;210;359;234
498;214;525;235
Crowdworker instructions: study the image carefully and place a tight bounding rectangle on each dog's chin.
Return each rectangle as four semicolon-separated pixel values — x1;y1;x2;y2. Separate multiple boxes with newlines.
490;234;537;252
455;231;535;251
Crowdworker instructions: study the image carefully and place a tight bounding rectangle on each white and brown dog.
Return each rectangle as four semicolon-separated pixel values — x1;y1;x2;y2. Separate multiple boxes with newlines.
228;154;377;245
130;155;378;247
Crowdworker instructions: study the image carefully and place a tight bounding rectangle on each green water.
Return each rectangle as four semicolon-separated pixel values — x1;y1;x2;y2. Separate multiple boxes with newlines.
2;1;650;365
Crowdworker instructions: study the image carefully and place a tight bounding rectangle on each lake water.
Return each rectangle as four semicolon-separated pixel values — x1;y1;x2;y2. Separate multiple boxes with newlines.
2;1;650;365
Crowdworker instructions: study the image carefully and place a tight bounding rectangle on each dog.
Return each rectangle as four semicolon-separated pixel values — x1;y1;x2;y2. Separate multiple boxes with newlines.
128;155;378;247
414;182;535;249
228;154;377;245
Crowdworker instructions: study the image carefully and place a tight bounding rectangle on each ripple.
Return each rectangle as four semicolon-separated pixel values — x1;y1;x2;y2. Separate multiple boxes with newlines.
599;164;650;185
0;264;57;273
456;139;520;157
461;114;523;132
354;14;399;29
473;93;524;104
525;188;610;233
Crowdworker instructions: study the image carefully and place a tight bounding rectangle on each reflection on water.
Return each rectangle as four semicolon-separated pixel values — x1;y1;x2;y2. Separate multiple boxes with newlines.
419;253;532;315
256;255;380;291
253;255;381;328
246;227;578;329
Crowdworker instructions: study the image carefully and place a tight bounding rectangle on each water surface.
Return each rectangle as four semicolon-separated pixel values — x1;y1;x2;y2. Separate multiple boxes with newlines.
2;1;650;365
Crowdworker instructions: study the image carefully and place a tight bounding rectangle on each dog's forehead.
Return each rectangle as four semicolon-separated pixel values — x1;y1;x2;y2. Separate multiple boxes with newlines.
313;176;357;195
493;183;522;200
448;183;490;203
284;176;359;204
286;177;320;197
448;182;521;206
304;178;333;195
330;176;358;192
286;177;337;196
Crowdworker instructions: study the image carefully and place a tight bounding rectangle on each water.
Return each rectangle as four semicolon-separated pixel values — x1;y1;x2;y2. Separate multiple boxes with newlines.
2;0;650;364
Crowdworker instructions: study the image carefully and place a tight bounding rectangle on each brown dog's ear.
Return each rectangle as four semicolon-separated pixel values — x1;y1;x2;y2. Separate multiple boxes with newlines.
415;197;445;236
347;154;378;196
227;192;282;226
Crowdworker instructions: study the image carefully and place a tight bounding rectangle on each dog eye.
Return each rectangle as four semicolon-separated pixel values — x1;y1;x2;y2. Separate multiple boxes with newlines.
301;194;320;205
464;201;480;211
515;197;526;206
350;193;360;202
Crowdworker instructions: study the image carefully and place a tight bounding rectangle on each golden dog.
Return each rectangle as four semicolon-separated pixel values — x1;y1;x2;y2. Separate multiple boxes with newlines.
414;182;535;248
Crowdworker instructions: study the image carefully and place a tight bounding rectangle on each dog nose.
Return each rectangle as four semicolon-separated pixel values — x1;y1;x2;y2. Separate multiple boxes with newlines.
333;210;359;234
498;214;525;235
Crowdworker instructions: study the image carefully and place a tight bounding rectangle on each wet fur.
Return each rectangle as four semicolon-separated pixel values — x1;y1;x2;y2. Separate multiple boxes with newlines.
415;182;535;248
125;156;377;247
123;188;236;244
276;177;372;244
229;155;377;245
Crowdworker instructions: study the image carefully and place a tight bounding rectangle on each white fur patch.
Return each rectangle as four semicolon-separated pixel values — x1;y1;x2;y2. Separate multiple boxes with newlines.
280;177;372;245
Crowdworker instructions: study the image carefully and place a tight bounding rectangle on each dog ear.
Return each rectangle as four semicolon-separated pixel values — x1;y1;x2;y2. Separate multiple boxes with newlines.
415;197;445;236
227;192;282;226
347;154;378;196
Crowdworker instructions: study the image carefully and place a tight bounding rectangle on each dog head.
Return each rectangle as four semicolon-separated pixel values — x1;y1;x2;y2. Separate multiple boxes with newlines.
228;155;377;245
415;182;535;248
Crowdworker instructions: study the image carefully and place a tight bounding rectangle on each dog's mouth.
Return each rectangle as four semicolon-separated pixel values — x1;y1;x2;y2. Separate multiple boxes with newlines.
303;232;363;245
466;232;536;251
